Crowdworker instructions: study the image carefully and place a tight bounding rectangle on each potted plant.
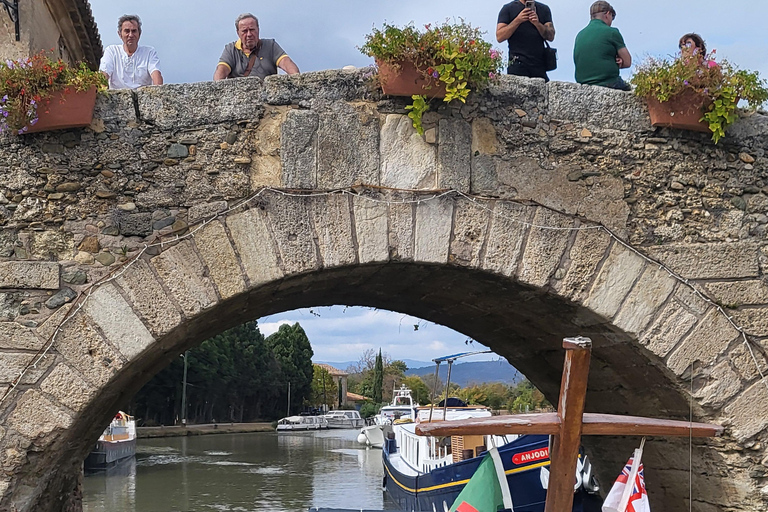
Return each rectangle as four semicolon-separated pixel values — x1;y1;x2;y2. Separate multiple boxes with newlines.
631;50;768;143
0;52;107;135
360;20;503;135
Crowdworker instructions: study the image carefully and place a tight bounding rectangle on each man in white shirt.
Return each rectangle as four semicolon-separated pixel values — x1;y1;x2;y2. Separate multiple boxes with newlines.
100;15;163;90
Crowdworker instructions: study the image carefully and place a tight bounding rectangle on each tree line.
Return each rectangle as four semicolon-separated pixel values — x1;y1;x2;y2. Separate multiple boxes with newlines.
130;321;314;425
345;349;550;417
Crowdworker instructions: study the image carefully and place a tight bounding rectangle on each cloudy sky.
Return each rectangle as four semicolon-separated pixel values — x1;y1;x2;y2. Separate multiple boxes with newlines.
89;0;768;84
87;1;767;365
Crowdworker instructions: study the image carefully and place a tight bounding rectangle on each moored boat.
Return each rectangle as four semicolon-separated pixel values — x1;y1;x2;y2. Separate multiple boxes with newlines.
358;385;417;448
323;409;365;429
276;415;329;431
84;411;136;470
382;350;601;512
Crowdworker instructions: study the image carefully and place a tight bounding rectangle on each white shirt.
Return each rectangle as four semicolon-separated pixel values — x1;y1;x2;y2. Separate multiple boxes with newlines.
100;45;161;90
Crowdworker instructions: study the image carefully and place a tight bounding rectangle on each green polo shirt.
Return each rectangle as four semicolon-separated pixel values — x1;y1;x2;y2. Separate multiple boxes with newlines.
573;19;626;86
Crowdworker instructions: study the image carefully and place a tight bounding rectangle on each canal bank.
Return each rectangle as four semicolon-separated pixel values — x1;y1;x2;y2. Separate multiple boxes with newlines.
137;422;274;438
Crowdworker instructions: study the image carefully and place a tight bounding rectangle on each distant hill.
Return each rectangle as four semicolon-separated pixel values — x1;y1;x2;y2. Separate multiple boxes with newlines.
314;359;432;372
406;360;523;387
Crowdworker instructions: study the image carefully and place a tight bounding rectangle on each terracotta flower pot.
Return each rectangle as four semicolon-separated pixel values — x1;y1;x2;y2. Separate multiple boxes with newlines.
376;60;446;99
24;86;97;134
646;88;712;133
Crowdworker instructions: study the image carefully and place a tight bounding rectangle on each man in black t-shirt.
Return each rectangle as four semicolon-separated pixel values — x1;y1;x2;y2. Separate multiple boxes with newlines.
496;0;556;81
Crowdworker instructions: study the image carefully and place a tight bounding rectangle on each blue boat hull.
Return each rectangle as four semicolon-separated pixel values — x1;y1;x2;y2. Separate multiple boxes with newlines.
383;434;601;512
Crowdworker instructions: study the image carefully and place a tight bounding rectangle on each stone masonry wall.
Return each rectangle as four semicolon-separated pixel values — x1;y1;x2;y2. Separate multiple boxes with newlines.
0;70;767;511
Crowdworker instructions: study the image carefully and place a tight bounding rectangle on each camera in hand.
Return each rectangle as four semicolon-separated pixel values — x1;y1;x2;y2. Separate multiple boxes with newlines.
525;0;536;11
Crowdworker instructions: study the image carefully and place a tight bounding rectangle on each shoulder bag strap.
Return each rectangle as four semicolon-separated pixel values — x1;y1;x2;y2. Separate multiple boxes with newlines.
243;52;258;77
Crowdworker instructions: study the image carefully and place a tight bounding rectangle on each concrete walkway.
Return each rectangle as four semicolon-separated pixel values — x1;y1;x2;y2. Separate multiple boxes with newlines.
137;422;274;438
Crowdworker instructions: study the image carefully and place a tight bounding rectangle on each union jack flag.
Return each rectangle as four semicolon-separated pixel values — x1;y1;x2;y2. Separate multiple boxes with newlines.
603;456;651;512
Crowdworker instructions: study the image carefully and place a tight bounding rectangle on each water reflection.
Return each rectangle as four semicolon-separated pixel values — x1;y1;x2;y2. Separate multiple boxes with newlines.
83;430;397;512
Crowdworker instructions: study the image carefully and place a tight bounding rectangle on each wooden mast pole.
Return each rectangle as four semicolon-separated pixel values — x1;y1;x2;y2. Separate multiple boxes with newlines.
544;336;591;512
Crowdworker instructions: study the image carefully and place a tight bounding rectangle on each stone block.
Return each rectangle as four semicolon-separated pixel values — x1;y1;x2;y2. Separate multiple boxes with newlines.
114;259;183;336
0;352;52;385
54;311;124;386
0;261;59;289
449;197;490;268
194;221;246;300
388;201;414;261
353;196;389;264
729;341;768;381
118;212;153;237
380;115;437;189
29;231;74;260
645;242;760;280
667;308;740;376
187;201;228;224
261;68;371;104
317;102;380;189
93;88;135;124
692;361;742;408
639;302;698;358
437;118;471;192
518;208;574;288
150;241;218;318
471;118;499;156
481;201;534;277
584;245;646;319
613;265;677;335
548;80;648;132
310;194;356;267
265;196;318;275
281;109;318;188
725;382;768;441
555;227;612;302
83;283;155;360
0;322;43;350
137;79;265;130
6;390;73;441
39;363;97;413
227;208;284;288
731;308;768;337
414;197;454;264
704;280;768;307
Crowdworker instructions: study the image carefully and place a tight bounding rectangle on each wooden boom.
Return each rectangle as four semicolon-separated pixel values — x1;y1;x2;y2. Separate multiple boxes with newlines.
415;412;723;437
413;337;723;512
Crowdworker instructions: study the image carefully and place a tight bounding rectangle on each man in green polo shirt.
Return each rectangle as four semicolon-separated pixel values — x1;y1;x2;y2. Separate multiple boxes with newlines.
214;13;299;80
573;1;632;90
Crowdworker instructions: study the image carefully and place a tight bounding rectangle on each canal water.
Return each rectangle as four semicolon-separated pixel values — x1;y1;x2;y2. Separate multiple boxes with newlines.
83;429;399;512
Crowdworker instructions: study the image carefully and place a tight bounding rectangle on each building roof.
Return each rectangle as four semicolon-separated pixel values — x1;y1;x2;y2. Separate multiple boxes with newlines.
346;392;369;402
314;363;348;377
59;0;103;68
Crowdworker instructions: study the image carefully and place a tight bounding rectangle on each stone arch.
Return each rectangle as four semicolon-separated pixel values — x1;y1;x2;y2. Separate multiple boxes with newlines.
1;188;766;512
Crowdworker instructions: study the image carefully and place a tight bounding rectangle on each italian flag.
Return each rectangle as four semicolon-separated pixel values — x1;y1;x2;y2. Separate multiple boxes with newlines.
450;446;514;512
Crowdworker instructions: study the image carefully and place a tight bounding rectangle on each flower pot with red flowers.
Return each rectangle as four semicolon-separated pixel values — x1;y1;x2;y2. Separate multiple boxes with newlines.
631;50;767;143
360;21;503;135
0;52;107;135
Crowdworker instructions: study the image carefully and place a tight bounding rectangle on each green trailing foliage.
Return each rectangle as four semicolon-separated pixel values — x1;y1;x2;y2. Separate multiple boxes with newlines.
360;20;503;135
631;49;768;143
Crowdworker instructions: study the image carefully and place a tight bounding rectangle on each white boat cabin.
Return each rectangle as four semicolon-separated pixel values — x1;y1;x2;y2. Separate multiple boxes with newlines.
276;415;328;431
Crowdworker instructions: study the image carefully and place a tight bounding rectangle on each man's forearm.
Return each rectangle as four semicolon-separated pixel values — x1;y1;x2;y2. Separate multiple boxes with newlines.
151;70;163;85
496;21;521;43
533;22;555;41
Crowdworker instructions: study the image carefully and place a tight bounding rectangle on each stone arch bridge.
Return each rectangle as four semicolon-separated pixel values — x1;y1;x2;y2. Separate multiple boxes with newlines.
1;71;768;512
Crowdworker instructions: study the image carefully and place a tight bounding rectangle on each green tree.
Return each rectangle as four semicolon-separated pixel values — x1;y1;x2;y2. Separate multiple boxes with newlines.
310;365;338;408
401;376;431;405
266;323;315;416
373;349;384;403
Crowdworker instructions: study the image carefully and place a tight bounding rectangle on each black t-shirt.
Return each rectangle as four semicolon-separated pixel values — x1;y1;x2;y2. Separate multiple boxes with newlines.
497;0;553;68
